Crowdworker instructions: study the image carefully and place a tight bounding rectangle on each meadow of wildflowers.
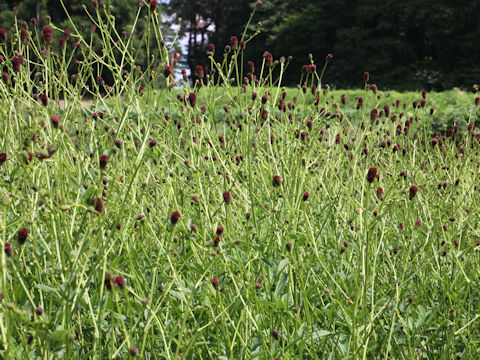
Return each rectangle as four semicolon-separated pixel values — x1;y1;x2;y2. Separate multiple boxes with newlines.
1;1;480;358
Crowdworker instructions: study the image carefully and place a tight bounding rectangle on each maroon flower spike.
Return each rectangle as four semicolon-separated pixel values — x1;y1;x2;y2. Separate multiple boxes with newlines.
376;187;384;200
18;228;29;245
216;225;224;235
51;115;59;128
195;65;204;79
163;65;172;78
114;275;126;289
247;60;255;73
211;277;220;290
366;167;378;183
104;276;113;291
475;97;480;106
223;191;231;205
150;0;158;10
0;152;6;165
263;51;273;67
409;185;418;200
41;26;53;44
40;93;48;106
20;29;28;44
12;56;22;73
149;139;157;148
129;347;138;357
188;92;197;107
364;72;369;81
170;210;180;225
208;43;215;55
271;330;279;339
285;242;292;252
272;175;282;187
230;36;238;50
5;242;12;257
35;306;43;316
0;28;6;43
302;192;310;201
94;197;104;212
99;154;109;169
2;72;8;84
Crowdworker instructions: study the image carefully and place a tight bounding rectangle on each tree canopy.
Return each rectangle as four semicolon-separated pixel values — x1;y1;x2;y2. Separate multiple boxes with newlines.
1;0;479;90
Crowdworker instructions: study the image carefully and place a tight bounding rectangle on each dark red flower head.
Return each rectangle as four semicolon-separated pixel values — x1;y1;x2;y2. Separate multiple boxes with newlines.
409;185;418;200
376;187;384;200
195;65;204;79
366;167;378;183
149;139;157;148
5;242;12;257
188;92;197;107
18;227;29;245
20;29;28;44
51;115;59;128
40;93;48;106
170;210;181;225
12;56;22;73
208;43;215;55
211;277;220;289
104;274;113;291
35;306;43;316
150;0;158;10
41;26;53;44
216;225;224;235
94;197;104;212
163;65;172;78
113;275;126;289
272;174;282;187
263;51;273;67
0;152;6;165
285;242;292;252
0;28;6;42
230;36;238;50
247;60;255;73
302;192;310;201
99;154;109;169
222;191;231;204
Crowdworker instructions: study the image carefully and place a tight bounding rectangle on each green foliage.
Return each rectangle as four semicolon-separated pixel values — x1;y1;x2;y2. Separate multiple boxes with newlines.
167;0;480;90
1;3;480;359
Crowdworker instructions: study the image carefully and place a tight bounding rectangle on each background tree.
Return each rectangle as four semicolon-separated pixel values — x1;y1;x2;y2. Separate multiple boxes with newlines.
2;0;479;90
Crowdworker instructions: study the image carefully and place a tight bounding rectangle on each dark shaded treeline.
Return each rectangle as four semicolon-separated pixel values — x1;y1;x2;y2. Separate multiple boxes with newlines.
1;0;479;90
167;0;480;90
